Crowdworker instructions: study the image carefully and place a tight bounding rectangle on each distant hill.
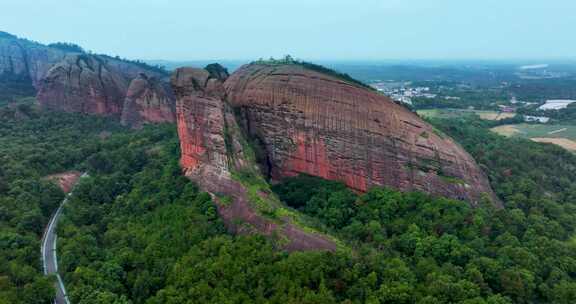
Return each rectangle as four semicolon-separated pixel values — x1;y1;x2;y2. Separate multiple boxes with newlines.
0;31;167;102
0;31;70;101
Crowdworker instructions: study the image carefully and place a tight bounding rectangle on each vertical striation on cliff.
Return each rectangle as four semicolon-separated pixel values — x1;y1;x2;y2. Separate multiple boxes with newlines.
121;73;176;128
172;66;337;251
0;32;71;88
36;53;176;125
37;55;129;115
224;63;498;206
172;66;238;178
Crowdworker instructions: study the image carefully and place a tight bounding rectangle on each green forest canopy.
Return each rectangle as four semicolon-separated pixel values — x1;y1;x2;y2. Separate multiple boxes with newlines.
2;107;576;303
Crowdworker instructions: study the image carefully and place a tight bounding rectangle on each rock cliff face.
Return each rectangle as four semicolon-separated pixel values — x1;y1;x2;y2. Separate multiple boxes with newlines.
0;32;72;88
37;55;129;116
172;67;243;187
224;63;498;205
121;74;175;128
0;31;162;91
172;66;337;251
0;32;174;125
37;54;174;124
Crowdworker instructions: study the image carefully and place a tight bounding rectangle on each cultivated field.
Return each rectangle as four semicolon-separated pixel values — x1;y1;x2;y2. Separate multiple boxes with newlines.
491;123;576;152
491;125;521;137
531;138;576;151
418;109;516;121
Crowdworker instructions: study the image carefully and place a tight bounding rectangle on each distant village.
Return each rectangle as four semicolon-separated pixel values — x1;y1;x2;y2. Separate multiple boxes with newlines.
371;81;576;124
371;82;441;105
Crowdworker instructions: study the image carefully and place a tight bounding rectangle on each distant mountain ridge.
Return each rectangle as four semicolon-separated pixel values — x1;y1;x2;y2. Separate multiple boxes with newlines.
0;31;72;88
36;53;175;127
0;31;167;87
0;31;72;101
0;31;175;127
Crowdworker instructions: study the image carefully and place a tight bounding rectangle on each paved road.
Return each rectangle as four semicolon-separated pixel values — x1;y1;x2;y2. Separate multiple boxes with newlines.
41;173;86;304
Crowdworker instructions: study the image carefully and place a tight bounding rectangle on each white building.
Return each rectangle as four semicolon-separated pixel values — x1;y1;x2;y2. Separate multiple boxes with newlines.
538;100;576;110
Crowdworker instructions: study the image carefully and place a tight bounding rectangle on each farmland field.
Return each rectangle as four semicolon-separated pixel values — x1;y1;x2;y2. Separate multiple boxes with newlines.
491;123;576;151
418;108;516;120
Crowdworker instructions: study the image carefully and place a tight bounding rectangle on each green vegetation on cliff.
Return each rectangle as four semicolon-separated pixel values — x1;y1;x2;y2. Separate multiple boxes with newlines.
253;55;375;90
47;42;85;53
0;75;36;105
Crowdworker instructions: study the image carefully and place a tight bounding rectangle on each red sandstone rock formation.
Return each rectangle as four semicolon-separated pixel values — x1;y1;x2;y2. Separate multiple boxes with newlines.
37;55;129;115
37;54;175;122
172;66;337;251
121;74;175;128
172;67;236;175
224;63;498;206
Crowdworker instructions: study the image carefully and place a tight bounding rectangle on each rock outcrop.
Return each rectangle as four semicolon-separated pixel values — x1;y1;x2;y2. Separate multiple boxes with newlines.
172;66;337;251
224;63;498;205
37;53;175;123
0;31;162;91
0;32;73;88
121;74;175;128
172;67;244;188
0;32;174;124
37;55;129;115
204;63;230;81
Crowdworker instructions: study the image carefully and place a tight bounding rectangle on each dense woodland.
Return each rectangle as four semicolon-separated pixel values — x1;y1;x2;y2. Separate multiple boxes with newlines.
410;85;510;111
509;79;576;103
2;105;576;303
0;107;125;303
0;76;36;105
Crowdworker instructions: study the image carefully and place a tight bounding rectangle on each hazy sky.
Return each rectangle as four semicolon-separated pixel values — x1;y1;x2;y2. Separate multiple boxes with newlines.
3;0;575;61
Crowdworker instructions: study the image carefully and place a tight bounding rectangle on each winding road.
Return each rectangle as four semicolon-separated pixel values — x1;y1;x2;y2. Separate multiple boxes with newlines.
41;173;86;304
